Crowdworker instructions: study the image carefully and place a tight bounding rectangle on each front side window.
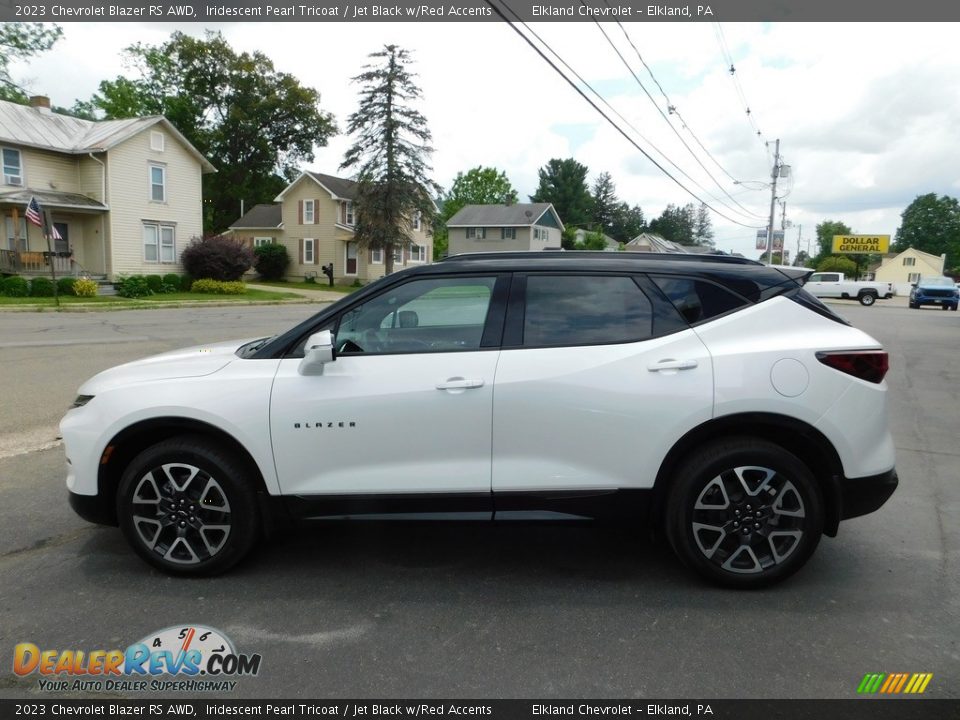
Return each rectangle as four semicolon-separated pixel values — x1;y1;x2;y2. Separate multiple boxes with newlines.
303;199;315;224
143;223;175;263
3;148;22;186
336;276;497;354
522;275;653;347
149;165;166;202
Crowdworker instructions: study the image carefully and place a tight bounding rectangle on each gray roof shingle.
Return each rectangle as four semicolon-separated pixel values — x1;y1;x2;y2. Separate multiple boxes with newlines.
306;172;357;200
446;203;557;227
230;203;283;229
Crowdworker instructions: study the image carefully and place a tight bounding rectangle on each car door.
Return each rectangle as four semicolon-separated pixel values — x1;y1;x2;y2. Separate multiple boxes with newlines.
806;272;841;297
270;273;508;501
491;273;714;496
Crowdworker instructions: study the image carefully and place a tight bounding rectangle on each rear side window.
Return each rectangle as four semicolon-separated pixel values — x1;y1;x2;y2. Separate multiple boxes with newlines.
650;276;748;325
522;275;653;347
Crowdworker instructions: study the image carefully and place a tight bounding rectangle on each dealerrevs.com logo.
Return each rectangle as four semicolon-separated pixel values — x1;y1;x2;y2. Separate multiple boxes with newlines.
13;625;261;693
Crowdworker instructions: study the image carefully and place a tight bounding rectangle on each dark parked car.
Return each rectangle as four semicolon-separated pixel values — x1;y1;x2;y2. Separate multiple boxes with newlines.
909;276;959;310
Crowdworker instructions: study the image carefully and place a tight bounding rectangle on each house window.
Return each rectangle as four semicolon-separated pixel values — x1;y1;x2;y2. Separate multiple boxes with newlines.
371;248;383;264
343;201;354;226
143;223;175;263
303;199;315;224
5;216;26;251
502;227;516;240
150;131;165;152
412;211;421;231
908;272;920;283
393;245;404;265
3;148;22;186
254;237;273;247
303;238;315;264
466;227;486;240
902;257;916;266
409;244;426;263
149;165;166;202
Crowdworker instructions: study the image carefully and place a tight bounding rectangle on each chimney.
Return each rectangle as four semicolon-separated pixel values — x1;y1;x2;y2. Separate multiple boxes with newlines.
29;96;51;113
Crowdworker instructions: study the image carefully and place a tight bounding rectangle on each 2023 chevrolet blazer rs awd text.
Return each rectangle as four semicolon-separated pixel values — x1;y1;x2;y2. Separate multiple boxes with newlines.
62;252;898;588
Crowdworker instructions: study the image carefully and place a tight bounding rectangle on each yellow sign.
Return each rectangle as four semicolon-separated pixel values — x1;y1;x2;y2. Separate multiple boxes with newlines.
832;234;890;254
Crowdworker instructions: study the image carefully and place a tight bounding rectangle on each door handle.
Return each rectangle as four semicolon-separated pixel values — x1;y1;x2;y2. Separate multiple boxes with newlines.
436;377;485;390
648;359;699;371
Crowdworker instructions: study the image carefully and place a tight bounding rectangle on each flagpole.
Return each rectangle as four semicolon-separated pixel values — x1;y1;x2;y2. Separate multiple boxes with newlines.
42;208;59;308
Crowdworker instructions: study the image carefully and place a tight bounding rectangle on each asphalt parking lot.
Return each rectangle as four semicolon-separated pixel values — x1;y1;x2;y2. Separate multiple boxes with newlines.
0;299;957;700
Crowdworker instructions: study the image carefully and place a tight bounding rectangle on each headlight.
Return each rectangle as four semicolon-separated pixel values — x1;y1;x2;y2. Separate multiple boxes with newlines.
71;395;94;409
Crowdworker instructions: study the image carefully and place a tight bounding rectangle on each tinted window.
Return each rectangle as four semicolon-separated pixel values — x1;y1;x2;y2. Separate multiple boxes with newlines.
337;276;496;354
522;275;653;347
651;276;748;324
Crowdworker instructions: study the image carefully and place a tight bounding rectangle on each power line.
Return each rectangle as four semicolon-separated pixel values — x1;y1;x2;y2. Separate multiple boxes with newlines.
483;1;764;229
714;22;770;162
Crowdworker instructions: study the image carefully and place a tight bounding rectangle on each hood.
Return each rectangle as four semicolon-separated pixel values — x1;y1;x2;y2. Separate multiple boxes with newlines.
78;338;258;395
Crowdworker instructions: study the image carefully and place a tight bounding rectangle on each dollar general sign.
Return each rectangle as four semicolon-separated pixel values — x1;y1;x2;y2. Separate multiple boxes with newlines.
832;235;890;254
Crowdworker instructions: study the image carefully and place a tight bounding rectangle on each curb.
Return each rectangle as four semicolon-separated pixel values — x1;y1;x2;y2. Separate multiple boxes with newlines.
0;298;333;313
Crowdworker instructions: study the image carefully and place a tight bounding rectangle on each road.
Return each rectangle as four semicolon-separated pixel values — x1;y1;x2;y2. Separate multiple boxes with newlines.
0;301;957;699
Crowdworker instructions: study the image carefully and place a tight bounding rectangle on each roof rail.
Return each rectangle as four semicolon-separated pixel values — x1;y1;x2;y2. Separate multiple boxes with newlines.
441;251;761;266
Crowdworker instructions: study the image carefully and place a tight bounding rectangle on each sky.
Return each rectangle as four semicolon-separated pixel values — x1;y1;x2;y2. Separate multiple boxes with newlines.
11;19;960;258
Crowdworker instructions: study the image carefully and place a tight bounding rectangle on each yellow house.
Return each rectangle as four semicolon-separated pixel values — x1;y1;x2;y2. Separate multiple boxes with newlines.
874;247;946;295
230;171;433;284
0;96;213;280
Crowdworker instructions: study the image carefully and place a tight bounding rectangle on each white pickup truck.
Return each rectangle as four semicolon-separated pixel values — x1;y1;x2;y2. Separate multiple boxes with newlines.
805;272;895;306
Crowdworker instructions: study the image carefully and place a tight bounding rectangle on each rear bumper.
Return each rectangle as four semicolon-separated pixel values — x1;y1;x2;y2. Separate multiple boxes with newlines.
838;468;898;521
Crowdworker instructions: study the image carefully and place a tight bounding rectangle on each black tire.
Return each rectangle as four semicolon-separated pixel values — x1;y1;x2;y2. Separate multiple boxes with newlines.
117;435;260;576
942;305;950;311
665;437;824;589
952;306;958;312
858;292;877;306
909;302;919;309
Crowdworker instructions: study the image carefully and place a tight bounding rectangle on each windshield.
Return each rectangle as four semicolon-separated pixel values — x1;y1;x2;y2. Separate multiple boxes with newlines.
919;277;953;286
236;336;275;358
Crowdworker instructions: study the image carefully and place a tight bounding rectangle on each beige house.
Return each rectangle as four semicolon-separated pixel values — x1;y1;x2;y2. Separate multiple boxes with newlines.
446;203;564;255
874;247;947;295
0;96;213;279
230;171;433;284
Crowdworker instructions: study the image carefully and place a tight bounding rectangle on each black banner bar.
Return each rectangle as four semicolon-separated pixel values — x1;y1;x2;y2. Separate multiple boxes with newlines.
0;0;959;23
0;700;957;720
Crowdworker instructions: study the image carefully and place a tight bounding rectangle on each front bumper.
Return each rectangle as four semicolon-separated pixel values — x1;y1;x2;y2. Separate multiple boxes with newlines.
69;489;116;527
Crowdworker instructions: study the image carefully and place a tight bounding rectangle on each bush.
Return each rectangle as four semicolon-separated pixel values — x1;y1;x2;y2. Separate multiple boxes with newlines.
57;277;77;296
253;243;289;281
29;277;55;297
190;279;247;295
180;274;194;292
2;276;29;297
145;274;164;293
72;278;98;298
180;235;254;282
163;273;181;289
116;275;153;298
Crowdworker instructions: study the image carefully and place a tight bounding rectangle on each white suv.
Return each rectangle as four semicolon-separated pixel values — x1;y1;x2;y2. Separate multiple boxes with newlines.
62;253;898;587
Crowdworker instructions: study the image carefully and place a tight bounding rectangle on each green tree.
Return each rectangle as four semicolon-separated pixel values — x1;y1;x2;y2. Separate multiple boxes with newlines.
812;220;853;265
893;193;960;266
341;45;439;275
649;203;696;244
435;166;517;259
0;23;63;103
694;203;715;247
609;202;645;242
590;172;619;233
816;255;857;275
530;158;592;229
82;31;336;232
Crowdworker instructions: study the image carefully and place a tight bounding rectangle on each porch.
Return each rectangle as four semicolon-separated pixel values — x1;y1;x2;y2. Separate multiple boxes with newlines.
0;249;77;276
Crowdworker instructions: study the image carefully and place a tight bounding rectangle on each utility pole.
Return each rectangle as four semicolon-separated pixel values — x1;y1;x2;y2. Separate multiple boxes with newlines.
796;224;803;267
765;138;780;265
780;199;788;264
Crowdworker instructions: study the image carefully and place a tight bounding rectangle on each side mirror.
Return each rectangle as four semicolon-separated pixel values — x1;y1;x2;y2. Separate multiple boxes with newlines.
299;330;335;375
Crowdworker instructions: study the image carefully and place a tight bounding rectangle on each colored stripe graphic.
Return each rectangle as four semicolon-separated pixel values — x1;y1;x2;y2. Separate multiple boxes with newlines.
858;673;932;694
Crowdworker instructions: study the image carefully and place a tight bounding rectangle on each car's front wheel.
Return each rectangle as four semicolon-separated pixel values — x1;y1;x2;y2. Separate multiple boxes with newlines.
665;438;824;588
117;436;260;575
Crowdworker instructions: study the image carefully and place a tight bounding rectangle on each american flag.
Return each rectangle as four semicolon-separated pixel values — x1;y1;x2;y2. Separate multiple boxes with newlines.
25;196;62;240
25;197;42;227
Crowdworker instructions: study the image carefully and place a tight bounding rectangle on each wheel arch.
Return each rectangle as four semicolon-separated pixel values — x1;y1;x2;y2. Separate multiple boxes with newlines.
95;417;271;526
652;412;844;537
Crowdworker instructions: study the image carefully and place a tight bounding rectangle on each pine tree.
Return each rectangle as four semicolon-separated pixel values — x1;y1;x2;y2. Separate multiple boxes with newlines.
341;45;439;274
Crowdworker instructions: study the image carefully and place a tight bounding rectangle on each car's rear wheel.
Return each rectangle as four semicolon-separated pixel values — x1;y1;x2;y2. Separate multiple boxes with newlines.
665;438;824;588
942;304;950;311
117;436;260;575
858;292;877;306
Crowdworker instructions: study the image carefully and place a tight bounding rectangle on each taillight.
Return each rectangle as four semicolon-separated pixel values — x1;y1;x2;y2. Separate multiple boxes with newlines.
816;351;889;384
